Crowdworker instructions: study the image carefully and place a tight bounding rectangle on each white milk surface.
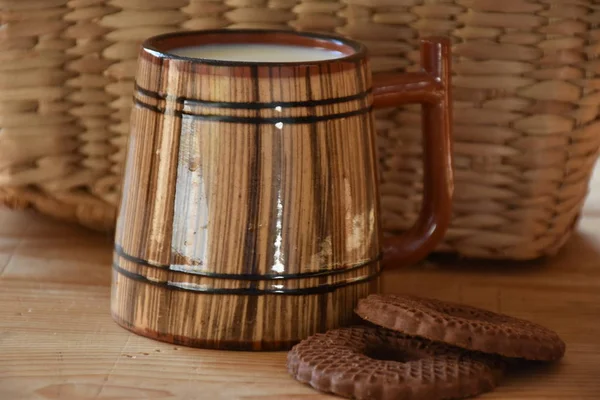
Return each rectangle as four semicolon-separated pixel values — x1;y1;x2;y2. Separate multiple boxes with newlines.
168;43;346;62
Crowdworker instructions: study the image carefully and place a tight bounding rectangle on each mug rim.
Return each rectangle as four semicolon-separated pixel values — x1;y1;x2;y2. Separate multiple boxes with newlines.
142;29;367;67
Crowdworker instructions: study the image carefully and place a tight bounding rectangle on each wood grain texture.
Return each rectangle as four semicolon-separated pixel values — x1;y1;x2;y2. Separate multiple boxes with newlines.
0;162;599;398
113;31;381;350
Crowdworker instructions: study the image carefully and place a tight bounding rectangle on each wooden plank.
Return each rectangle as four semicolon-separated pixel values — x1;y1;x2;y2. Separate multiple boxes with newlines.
1;164;600;399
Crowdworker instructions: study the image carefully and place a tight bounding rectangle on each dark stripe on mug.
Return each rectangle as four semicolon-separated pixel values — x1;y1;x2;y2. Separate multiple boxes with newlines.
133;97;163;114
112;263;380;296
114;244;382;280
134;83;371;109
133;98;371;124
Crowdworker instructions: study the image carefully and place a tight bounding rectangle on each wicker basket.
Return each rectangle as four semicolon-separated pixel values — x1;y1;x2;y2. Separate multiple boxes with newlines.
1;0;598;260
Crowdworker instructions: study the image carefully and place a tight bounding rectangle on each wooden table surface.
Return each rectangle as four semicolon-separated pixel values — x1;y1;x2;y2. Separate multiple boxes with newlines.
2;170;600;399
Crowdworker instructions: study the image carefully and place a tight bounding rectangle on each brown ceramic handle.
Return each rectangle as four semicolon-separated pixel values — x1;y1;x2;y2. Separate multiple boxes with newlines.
373;37;453;267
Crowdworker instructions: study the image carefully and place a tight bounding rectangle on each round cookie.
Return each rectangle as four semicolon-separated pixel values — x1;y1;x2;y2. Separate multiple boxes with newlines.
287;326;503;400
355;294;565;361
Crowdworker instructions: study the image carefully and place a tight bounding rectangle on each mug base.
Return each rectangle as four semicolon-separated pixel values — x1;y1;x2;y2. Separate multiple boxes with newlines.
111;268;379;351
112;312;300;351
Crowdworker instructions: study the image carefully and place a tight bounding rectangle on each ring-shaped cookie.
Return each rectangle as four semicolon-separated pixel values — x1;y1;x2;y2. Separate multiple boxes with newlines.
287;326;503;400
355;294;566;361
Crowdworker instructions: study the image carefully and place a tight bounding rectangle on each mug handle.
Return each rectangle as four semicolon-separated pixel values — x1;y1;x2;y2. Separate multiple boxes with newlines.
372;37;453;267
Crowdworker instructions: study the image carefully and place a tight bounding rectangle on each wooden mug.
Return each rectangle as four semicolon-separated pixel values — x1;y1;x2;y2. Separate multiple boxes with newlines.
111;30;453;351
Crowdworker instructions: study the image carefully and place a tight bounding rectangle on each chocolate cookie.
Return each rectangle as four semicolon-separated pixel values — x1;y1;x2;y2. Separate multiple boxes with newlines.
287;326;503;400
355;294;565;361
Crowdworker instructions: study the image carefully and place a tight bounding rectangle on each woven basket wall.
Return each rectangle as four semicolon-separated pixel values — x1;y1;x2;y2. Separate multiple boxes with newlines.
1;0;599;260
